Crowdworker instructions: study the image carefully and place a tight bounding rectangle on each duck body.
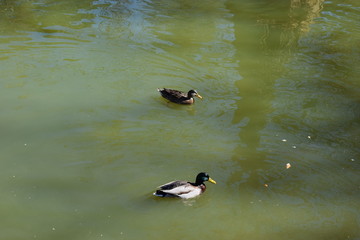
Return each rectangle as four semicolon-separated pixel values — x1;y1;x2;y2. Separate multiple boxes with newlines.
153;172;216;199
157;88;203;104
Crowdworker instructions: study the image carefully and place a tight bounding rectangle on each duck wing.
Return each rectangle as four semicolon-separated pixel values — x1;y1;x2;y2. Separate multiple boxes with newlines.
156;181;202;199
158;88;188;100
158;180;188;190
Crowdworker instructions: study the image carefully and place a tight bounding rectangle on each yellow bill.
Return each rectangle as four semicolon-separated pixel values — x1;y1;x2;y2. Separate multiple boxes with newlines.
208;177;216;184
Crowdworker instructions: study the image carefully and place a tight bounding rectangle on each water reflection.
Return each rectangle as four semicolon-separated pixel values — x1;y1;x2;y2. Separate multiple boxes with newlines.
1;0;359;239
224;3;359;227
222;0;324;189
0;0;95;53
89;0;175;53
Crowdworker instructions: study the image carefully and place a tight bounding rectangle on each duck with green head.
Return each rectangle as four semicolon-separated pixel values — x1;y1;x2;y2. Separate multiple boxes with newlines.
153;172;216;199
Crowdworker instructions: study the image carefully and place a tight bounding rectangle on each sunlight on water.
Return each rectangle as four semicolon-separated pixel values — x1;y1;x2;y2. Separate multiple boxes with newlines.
0;0;359;239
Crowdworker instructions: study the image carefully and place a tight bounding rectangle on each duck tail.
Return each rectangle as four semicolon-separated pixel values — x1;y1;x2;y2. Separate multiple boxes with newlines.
153;190;166;197
153;190;180;198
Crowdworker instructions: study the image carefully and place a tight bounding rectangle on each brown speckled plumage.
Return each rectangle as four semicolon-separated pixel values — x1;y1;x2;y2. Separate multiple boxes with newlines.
157;88;203;104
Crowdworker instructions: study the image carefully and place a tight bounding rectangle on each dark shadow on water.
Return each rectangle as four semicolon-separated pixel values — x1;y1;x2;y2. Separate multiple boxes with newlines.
222;1;360;221
223;0;324;188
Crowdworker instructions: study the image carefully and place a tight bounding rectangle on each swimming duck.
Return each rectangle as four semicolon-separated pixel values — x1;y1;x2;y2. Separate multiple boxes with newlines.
153;172;216;199
157;88;203;104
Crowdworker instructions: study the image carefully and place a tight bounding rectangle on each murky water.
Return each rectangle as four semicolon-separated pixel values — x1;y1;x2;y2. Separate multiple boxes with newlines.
1;0;359;239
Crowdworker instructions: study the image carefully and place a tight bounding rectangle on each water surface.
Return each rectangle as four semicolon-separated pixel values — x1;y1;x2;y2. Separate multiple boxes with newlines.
0;0;359;239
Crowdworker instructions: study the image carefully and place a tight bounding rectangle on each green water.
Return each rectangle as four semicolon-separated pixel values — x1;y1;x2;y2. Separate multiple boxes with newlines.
1;0;359;239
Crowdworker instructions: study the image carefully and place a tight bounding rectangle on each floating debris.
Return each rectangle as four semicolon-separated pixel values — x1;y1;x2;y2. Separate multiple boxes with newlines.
264;184;269;187
282;139;287;142
286;163;291;169
292;145;297;149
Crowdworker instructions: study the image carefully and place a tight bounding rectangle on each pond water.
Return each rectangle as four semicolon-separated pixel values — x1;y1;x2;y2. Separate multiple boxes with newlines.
0;0;359;239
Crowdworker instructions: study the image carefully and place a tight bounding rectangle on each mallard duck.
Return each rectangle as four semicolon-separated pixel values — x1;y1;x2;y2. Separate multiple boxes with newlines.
157;88;203;104
153;172;216;199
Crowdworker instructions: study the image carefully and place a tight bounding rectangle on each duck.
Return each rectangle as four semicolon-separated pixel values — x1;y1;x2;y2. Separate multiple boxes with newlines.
157;88;203;104
153;172;216;199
